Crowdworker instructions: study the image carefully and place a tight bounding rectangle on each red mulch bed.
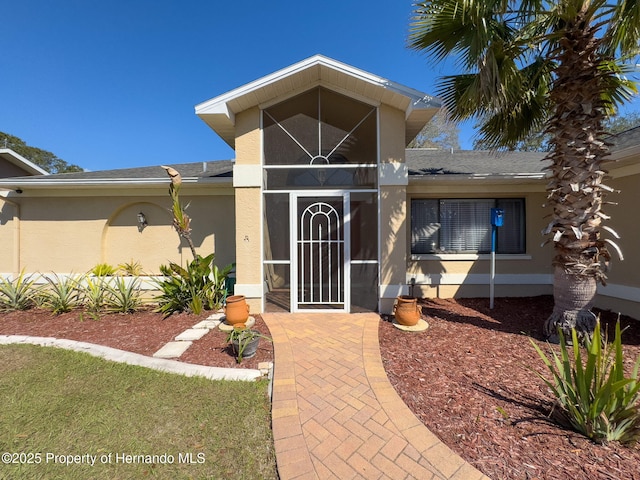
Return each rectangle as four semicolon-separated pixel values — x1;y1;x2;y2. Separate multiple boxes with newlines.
379;296;640;480
0;308;274;370
2;297;640;479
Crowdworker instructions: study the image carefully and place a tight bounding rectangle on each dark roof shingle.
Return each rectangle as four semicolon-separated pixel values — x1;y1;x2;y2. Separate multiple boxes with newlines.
406;149;548;176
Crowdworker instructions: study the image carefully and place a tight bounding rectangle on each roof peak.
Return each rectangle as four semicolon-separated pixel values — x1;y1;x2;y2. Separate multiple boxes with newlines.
195;55;440;149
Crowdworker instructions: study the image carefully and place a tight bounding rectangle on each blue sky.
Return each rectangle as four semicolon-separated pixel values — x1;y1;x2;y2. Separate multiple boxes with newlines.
2;1;638;172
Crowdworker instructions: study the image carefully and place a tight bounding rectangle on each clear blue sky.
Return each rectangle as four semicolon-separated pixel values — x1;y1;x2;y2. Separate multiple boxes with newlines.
2;1;638;172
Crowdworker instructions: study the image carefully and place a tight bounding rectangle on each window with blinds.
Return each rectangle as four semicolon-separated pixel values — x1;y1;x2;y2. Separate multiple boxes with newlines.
411;198;525;254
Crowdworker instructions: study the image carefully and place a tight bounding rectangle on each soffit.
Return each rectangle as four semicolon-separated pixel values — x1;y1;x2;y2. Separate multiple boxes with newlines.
195;55;441;148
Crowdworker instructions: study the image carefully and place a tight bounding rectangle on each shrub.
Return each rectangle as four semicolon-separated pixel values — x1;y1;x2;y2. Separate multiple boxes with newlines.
0;271;40;311
40;273;85;314
90;263;116;277
531;320;640;444
117;260;144;276
83;275;109;317
155;254;232;316
104;277;143;313
226;327;271;363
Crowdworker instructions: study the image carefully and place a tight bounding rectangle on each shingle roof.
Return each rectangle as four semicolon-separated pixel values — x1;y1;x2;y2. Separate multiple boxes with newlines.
3;134;636;188
34;160;234;180
0;161;234;189
406;149;548;176
609;125;640;152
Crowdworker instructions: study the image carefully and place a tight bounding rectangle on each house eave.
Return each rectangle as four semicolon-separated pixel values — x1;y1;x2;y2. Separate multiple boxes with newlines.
409;173;548;184
0;176;232;190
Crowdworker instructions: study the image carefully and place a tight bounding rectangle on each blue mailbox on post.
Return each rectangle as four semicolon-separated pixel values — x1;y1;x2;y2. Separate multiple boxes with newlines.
491;208;504;227
489;208;504;310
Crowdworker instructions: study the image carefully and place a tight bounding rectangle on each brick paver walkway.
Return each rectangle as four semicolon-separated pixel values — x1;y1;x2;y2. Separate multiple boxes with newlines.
263;312;490;480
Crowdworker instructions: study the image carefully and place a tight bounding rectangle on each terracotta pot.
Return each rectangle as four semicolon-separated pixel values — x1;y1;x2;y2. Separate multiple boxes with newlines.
393;296;420;326
225;295;250;326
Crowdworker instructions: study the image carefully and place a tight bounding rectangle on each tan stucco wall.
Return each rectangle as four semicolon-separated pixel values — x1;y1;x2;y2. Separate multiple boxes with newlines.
235;108;261;166
379;104;408;312
1;189;235;276
0;198;18;274
604;173;639;289
379;187;406;283
594;169;640;317
233;107;263;313
379;104;406;164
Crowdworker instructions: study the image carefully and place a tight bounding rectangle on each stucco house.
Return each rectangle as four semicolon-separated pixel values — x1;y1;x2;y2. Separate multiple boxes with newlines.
0;55;638;317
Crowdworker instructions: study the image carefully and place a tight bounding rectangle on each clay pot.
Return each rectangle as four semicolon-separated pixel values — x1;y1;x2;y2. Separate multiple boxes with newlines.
393;295;420;326
225;295;250;326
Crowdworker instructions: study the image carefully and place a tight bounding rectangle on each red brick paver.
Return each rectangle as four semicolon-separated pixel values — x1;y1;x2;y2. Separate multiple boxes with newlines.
263;312;490;480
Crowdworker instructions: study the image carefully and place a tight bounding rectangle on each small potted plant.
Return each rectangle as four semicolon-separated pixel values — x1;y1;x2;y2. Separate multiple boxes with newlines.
226;326;271;363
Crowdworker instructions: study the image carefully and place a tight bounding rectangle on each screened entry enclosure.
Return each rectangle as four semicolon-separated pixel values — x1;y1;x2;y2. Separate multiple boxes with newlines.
262;88;379;312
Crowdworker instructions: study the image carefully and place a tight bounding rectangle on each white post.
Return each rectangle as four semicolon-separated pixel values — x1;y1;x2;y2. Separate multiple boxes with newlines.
490;224;496;309
490;250;496;309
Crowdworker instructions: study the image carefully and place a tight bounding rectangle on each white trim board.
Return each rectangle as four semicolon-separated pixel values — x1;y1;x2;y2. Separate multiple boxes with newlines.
233;283;263;298
597;283;640;303
406;273;553;286
233;164;262;187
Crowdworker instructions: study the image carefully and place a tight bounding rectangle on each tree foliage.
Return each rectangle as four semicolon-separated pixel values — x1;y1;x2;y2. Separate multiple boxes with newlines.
408;110;461;149
0;131;83;173
473;111;640;152
409;0;639;150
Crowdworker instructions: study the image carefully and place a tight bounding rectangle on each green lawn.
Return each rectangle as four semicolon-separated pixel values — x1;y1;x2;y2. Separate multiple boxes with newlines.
0;344;277;479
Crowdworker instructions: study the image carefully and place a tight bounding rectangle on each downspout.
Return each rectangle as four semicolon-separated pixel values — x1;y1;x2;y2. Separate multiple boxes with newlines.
0;195;21;276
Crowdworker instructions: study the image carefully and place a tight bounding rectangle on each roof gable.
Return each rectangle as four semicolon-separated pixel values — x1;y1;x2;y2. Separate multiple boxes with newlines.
195;55;441;148
0;148;49;177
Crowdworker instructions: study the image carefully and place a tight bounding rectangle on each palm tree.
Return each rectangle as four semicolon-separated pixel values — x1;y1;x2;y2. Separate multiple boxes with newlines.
409;0;640;341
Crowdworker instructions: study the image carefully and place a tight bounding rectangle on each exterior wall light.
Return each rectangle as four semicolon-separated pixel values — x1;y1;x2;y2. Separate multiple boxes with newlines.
137;212;148;232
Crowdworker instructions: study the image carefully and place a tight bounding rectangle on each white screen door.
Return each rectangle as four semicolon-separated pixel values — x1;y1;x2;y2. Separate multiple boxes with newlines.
291;192;350;312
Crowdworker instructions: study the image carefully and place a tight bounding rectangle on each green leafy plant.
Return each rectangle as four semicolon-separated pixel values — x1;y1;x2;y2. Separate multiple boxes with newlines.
155;254;232;317
40;273;85;314
213;262;234;303
0;271;40;311
117;260;144;276
530;320;640;444
104;277;143;313
226;327;271;363
90;263;116;277
83;275;109;318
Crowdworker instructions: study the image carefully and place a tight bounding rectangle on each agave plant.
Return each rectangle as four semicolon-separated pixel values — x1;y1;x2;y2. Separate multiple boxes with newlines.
117;260;144;277
40;273;85;314
0;271;40;311
104;277;143;313
83;275;109;317
531;320;640;444
90;263;117;277
226;326;271;363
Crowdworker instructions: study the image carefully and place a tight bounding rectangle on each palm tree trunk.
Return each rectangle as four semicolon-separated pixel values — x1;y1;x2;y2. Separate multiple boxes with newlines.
543;9;613;341
543;267;597;342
